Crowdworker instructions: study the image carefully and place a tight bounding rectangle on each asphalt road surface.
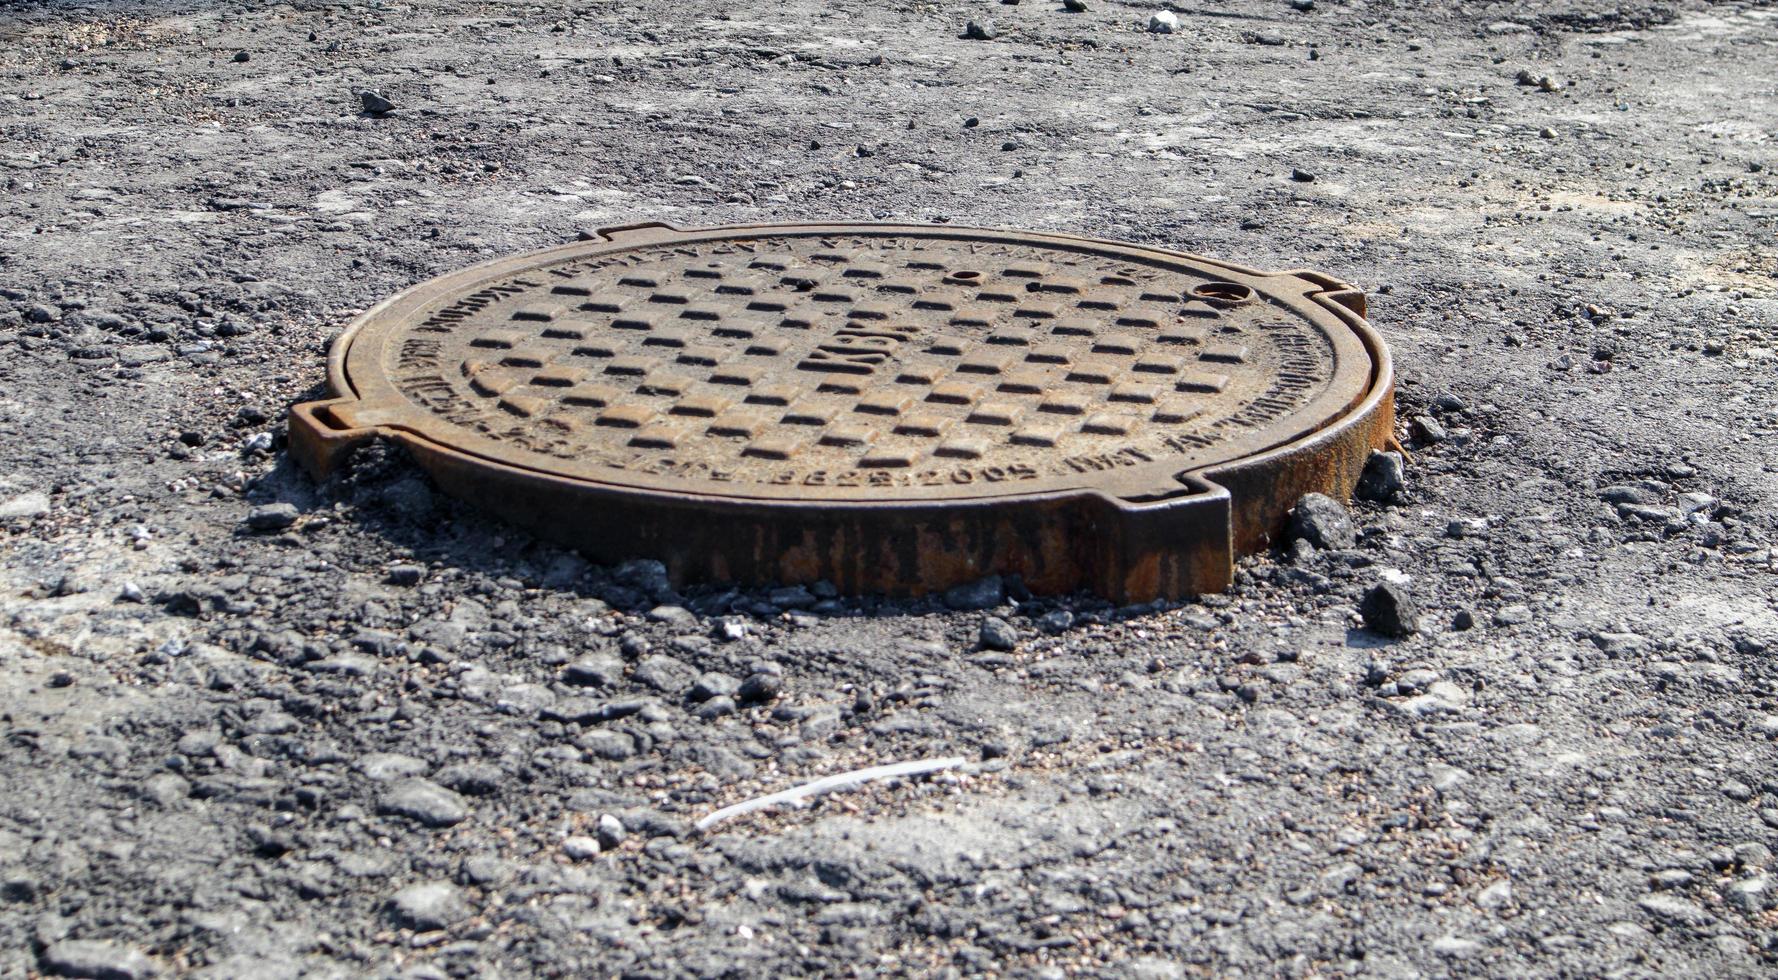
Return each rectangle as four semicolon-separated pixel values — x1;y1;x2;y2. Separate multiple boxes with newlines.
2;1;1777;976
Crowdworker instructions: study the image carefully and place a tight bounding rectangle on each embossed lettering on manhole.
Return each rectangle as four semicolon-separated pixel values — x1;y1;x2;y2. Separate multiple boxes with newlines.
292;222;1394;601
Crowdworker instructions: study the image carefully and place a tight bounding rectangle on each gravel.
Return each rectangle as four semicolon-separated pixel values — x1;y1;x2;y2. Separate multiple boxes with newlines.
2;2;1776;977
388;882;471;931
1289;492;1357;550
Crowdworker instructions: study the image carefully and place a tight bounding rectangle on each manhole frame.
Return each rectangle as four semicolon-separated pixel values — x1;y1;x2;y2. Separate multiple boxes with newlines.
291;221;1394;600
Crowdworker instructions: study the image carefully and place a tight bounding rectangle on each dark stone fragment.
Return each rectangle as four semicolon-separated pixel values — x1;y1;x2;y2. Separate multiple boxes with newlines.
1289;493;1356;550
1360;582;1419;638
1354;451;1405;502
737;672;782;704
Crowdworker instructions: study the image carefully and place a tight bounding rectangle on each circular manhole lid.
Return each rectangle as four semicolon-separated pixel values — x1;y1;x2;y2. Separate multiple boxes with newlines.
293;222;1393;600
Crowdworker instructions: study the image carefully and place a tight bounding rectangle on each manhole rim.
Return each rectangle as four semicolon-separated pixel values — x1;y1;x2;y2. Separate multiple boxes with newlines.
304;220;1391;511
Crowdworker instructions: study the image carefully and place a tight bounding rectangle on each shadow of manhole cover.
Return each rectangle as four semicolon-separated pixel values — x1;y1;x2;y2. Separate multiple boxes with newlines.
291;222;1394;600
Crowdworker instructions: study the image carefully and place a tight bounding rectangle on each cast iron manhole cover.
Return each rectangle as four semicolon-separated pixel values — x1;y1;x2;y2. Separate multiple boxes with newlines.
291;222;1393;600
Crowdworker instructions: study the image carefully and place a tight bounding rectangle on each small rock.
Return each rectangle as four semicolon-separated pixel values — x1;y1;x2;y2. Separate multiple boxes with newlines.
386;564;425;586
1360;582;1419;638
562;655;625;688
1591;632;1647;657
1493;605;1533;627
1431;936;1481;959
1037;609;1075;634
562;836;602;861
695;695;737;719
1637;893;1712;926
1539;127;1558;139
389;881;470;931
244;503;298;531
1289;493;1356;550
357;89;396;114
40;939;158;980
1290;168;1316;182
1476;880;1513;910
379;778;468;828
141;773;190;807
26;303;59;323
979;617;1019;651
0;491;51;519
1410;415;1447;443
434;763;503;797
633;654;695;692
232;51;250;63
1149;10;1179;33
1064;0;1088;10
738;672;783;703
577;729;636;761
689;672;740;702
1432;391;1467;413
646;604;698;629
357;753;428;781
964;20;997;40
944;575;1004;611
1354;451;1405;503
1723;875;1773;914
597;813;627;849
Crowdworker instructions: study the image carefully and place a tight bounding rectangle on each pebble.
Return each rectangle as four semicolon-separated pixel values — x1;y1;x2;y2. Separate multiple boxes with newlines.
1289;493;1356;550
1064;0;1088;10
1354;451;1405;502
597;813;628;849
357;89;396;114
965;20;997;40
232;51;250;63
1432;391;1468;413
979;616;1019;651
1476;880;1513;910
389;881;470;931
1493;605;1533;626
1290;168;1316;182
244;503;298;531
1637;893;1712;926
633;654;695;692
434;763;503;796
141;772;190;806
386;564;425;586
738;672;782;703
1360;582;1419;638
689;672;740;702
378;778;469;827
944;575;1004;611
1149;10;1179;33
1722;875;1773;914
0;491;51;519
40;939;158;980
1410;415;1447;443
357;753;428;781
646;605;698;630
562;836;602;861
695;695;737;719
562;655;625;688
1037;609;1075;634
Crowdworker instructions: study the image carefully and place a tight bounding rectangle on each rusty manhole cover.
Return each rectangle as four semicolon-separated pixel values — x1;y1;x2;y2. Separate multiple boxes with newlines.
291;222;1394;600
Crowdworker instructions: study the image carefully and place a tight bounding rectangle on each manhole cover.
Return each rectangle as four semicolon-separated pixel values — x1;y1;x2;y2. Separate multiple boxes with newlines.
291;222;1393;600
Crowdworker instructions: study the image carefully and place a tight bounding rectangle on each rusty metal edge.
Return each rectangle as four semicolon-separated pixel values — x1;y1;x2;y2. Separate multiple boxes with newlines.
301;221;1380;501
288;221;1396;599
